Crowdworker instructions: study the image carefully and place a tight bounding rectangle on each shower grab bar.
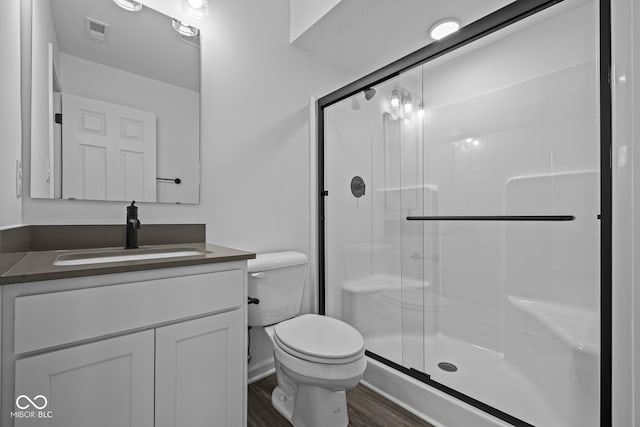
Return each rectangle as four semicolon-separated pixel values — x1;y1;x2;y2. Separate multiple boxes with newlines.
406;215;575;221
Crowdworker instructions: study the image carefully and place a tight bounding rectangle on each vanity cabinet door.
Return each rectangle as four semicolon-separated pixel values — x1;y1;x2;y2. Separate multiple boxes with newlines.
14;330;154;427
155;309;244;427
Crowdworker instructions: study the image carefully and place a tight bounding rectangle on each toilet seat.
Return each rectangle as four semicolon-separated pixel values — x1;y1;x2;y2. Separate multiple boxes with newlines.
273;314;365;364
271;335;367;388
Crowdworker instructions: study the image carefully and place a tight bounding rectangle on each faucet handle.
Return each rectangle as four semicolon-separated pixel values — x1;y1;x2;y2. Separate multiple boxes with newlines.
127;201;138;217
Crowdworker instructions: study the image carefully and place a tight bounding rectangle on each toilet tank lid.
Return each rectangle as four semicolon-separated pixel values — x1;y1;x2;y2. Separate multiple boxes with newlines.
247;251;308;272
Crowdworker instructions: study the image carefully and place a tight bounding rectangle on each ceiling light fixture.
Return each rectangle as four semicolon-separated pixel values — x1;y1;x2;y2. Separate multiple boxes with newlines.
112;0;142;12
182;0;209;19
429;18;460;40
172;19;199;37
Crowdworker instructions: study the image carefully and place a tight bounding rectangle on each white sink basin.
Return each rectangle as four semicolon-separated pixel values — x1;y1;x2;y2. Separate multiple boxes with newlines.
53;247;209;267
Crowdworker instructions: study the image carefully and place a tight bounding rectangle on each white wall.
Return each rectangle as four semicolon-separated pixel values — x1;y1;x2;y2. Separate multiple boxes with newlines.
196;0;351;376
289;0;342;42
0;0;23;227
58;53;200;204
611;0;638;425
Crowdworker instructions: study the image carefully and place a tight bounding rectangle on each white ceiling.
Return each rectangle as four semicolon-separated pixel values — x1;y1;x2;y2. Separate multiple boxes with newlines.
292;0;514;79
51;0;200;91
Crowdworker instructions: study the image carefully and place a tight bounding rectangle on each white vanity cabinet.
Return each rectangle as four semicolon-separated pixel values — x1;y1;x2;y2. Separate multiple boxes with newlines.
155;310;244;427
15;330;155;427
2;261;248;427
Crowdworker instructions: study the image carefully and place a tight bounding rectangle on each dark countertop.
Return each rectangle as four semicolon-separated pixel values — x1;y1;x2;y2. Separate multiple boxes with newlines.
0;242;255;285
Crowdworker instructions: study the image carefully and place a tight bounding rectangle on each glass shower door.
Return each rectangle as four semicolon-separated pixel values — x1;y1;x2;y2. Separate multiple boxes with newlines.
323;1;600;425
324;68;427;372
414;1;600;425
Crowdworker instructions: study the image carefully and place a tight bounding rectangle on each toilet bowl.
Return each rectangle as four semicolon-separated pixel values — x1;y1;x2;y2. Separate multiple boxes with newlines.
265;315;366;427
248;252;367;427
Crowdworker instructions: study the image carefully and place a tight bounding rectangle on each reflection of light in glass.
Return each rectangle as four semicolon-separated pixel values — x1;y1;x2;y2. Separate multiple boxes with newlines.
430;19;460;40
417;101;425;118
351;96;361;111
403;95;413;113
390;90;401;109
459;137;481;149
172;19;200;37
112;0;142;12
182;0;209;18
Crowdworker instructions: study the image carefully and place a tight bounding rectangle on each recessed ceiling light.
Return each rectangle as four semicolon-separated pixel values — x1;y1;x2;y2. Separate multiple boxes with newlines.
429;19;460;40
112;0;142;12
172;19;199;37
182;0;209;19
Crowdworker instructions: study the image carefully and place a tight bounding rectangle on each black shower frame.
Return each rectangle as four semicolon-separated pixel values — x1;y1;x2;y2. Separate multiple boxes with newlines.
316;0;612;425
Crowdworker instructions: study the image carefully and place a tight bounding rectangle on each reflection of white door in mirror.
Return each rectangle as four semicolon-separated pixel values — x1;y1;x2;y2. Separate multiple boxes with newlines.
61;94;157;202
31;42;61;199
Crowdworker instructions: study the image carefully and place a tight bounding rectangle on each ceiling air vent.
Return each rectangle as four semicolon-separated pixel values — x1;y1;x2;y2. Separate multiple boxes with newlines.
84;17;111;44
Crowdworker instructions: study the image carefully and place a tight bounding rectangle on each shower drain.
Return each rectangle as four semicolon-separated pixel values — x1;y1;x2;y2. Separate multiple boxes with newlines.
437;362;458;372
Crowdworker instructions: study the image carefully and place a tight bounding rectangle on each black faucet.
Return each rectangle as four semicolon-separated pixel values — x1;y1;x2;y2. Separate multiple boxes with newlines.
125;201;141;249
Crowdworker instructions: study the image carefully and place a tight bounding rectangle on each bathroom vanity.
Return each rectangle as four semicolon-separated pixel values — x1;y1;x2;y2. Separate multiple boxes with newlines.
0;225;254;427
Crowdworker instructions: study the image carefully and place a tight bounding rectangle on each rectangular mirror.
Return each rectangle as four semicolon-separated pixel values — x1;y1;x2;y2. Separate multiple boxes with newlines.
30;0;200;204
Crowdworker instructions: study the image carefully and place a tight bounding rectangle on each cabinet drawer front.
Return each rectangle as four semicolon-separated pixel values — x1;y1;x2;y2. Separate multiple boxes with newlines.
15;269;243;354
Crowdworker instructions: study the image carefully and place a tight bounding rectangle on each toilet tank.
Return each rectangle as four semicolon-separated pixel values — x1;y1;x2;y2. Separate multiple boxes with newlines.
247;251;308;326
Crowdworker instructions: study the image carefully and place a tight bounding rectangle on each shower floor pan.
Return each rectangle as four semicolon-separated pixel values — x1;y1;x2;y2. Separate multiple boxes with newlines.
365;334;562;426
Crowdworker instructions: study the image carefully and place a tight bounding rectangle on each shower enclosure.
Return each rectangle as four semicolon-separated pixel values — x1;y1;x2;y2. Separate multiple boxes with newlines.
318;0;609;425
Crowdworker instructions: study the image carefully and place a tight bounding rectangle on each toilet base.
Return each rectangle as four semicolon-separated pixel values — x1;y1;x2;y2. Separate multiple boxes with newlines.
271;383;348;427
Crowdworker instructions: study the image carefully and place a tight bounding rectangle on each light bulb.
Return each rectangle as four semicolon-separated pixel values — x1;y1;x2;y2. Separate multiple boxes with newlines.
172;19;199;37
417;101;425;118
113;0;142;12
182;0;209;19
403;95;413;113
390;90;400;109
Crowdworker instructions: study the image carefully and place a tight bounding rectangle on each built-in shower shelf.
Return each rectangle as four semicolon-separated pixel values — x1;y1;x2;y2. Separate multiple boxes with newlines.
375;184;439;193
342;274;429;294
508;296;598;355
342;274;447;311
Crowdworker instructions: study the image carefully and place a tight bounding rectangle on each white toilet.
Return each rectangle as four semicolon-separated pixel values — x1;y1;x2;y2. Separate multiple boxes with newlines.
248;251;367;427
